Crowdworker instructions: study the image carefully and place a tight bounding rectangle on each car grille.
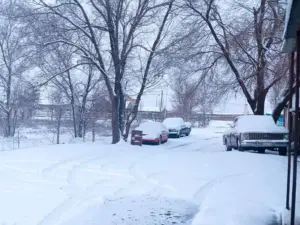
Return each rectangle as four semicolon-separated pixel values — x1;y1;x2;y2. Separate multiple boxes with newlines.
248;133;285;140
169;129;177;132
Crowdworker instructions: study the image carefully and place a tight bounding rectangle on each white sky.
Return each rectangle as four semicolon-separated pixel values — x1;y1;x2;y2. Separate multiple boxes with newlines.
140;88;273;114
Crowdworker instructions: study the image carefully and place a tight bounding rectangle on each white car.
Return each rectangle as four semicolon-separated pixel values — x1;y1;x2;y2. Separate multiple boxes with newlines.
163;117;190;138
135;121;168;144
223;115;288;155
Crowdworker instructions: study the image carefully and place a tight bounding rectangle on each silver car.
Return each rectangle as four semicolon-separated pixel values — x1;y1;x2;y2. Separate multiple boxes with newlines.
223;115;288;155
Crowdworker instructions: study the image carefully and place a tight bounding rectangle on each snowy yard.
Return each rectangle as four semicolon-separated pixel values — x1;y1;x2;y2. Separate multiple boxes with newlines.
0;124;299;225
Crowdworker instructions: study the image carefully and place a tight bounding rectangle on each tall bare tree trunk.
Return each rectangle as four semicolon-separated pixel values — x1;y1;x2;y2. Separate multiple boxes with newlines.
111;96;120;144
5;111;11;137
71;100;77;138
119;88;125;135
5;69;12;137
56;107;62;144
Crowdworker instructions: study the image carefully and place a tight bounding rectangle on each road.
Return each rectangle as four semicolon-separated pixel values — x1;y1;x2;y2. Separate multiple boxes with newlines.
0;126;298;225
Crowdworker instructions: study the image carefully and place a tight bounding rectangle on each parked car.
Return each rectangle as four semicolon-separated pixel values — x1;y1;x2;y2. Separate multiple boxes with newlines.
185;122;192;136
223;115;288;155
135;121;168;145
163;117;190;138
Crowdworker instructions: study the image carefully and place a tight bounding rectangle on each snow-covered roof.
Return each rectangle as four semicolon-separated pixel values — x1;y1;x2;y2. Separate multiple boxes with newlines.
282;0;300;53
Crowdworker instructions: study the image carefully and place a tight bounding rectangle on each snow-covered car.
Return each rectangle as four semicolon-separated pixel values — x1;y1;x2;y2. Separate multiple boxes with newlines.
184;122;192;136
223;115;288;155
163;117;190;138
135;121;168;144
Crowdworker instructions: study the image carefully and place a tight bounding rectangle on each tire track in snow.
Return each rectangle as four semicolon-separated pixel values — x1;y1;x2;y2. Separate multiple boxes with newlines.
37;180;105;225
65;154;109;192
124;149;179;198
167;142;196;150
145;171;177;194
42;156;87;183
37;152;118;225
191;139;223;153
166;136;220;151
192;172;254;224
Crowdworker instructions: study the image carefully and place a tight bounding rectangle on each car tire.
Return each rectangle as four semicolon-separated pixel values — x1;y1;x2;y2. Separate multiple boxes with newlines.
187;130;190;136
157;136;162;145
237;140;244;152
258;148;265;154
279;147;287;156
225;139;232;151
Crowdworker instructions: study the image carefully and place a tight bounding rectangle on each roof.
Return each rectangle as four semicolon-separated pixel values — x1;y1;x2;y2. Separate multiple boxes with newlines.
282;0;300;53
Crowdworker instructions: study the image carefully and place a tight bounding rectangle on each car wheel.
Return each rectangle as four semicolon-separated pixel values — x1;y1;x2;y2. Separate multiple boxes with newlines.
279;147;287;156
237;140;244;152
157;136;162;145
225;139;232;151
258;148;265;154
187;129;191;136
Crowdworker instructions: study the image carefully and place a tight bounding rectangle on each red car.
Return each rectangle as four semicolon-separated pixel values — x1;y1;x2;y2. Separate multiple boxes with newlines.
135;121;169;145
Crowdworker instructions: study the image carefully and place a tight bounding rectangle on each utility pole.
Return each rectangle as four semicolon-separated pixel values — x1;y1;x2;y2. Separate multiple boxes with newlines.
286;52;294;210
160;90;164;112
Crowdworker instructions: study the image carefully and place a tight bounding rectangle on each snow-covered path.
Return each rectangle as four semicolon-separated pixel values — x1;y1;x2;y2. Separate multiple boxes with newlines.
0;126;298;225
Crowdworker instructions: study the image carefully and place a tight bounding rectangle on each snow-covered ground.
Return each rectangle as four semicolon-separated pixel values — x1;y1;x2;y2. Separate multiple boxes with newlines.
0;122;299;225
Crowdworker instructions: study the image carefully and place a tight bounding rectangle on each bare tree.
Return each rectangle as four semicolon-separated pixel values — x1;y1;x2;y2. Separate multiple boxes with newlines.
170;69;222;122
181;0;286;118
29;0;175;143
0;1;36;137
50;89;65;144
84;84;112;140
38;44;80;137
123;0;175;140
76;65;102;138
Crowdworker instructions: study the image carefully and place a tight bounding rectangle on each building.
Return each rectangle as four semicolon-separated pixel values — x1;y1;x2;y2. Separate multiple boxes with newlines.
281;1;300;224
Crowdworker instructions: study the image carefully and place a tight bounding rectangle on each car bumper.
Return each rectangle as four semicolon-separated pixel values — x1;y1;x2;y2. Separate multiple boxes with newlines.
240;140;288;148
142;138;159;143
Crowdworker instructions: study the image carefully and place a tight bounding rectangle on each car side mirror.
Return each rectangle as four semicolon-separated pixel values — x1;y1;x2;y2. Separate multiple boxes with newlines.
228;123;234;128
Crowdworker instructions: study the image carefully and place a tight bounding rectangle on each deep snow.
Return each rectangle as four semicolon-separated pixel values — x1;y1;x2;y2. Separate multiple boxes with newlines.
0;122;299;225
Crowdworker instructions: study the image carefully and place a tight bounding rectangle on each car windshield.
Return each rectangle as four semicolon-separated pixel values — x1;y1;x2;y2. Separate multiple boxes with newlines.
163;118;182;125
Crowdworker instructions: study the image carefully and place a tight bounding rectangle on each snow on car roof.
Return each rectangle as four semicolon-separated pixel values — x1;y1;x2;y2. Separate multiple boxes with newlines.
136;121;164;136
136;121;163;130
236;115;287;133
